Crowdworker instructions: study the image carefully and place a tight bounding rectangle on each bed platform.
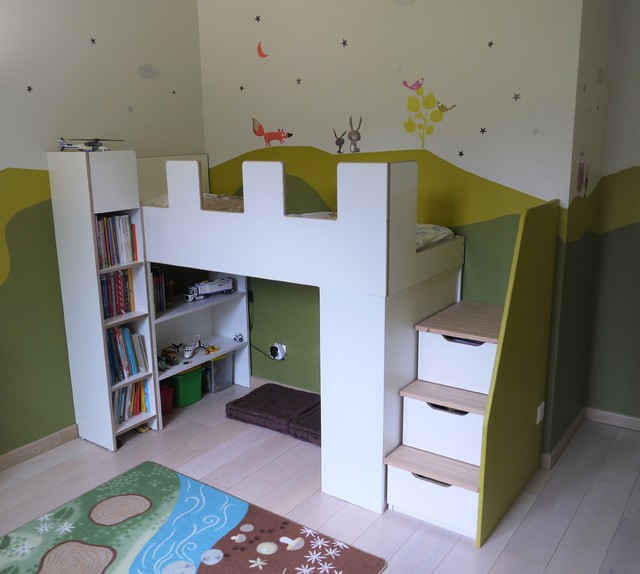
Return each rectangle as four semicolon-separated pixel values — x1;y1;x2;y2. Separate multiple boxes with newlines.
141;157;465;514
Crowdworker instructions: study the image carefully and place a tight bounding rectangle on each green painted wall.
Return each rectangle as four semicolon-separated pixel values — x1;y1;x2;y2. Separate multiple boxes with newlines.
0;200;75;453
589;222;640;416
248;279;320;393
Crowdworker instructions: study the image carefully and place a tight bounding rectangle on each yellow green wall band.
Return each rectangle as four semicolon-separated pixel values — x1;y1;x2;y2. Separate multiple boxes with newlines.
209;147;543;228
0;168;51;286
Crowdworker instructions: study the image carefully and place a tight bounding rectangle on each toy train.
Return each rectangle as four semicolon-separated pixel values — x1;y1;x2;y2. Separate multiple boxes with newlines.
185;277;234;302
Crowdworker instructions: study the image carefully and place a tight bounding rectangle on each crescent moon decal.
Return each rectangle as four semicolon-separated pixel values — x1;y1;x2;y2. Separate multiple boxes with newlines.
257;41;268;58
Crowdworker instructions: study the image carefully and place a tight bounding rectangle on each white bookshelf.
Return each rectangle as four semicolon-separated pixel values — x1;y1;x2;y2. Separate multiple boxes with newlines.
149;267;250;387
47;150;161;451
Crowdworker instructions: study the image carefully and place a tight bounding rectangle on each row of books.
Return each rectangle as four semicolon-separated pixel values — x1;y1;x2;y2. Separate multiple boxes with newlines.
101;269;135;319
151;269;174;313
112;380;149;424
106;326;149;384
95;213;138;269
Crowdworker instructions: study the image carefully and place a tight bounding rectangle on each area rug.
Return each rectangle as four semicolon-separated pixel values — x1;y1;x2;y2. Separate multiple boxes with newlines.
0;461;386;573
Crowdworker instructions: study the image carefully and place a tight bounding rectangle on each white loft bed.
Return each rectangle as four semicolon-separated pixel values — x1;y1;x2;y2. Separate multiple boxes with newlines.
141;158;465;513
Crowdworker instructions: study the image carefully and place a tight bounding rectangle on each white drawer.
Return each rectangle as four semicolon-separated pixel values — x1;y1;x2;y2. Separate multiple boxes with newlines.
403;396;484;465
418;331;496;394
387;465;478;538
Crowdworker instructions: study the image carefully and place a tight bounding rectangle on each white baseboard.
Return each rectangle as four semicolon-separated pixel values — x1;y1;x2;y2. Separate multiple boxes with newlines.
584;407;640;431
540;409;585;470
0;425;78;472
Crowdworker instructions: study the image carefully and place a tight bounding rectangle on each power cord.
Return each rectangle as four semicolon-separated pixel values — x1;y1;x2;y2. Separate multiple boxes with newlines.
247;278;273;360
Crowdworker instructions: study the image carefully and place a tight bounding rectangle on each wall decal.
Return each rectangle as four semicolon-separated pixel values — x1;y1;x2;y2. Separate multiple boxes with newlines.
252;118;293;147
257;41;268;58
90;37;97;45
403;86;453;149
437;100;456;113
255;15;261;23
402;77;423;91
26;86;33;93
341;39;348;47
138;64;160;80
512;92;522;101
487;40;494;48
480;128;487;135
348;116;362;153
576;151;589;196
333;129;346;154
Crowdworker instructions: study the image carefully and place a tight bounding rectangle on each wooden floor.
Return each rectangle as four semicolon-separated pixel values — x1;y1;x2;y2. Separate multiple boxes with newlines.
2;384;640;573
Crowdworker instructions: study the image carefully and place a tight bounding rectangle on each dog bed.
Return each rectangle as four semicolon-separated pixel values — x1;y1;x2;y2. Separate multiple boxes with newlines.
225;383;320;437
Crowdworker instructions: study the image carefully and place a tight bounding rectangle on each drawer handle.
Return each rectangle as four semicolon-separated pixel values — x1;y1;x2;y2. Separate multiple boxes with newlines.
411;472;452;488
426;402;469;416
442;335;484;347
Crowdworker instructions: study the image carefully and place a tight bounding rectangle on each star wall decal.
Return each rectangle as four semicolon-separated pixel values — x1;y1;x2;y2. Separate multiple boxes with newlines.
341;39;348;47
512;92;522;101
26;85;33;92
240;85;244;91
487;40;494;48
458;150;464;157
296;77;302;85
90;38;96;44
480;127;487;134
255;15;261;23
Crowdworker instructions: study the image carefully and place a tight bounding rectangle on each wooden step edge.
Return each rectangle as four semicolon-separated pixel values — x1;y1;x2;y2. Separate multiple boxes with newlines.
385;444;480;493
415;300;504;344
401;379;487;416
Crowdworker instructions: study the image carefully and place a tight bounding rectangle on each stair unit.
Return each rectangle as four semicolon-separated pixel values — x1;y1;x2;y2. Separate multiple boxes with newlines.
385;301;502;540
385;200;560;547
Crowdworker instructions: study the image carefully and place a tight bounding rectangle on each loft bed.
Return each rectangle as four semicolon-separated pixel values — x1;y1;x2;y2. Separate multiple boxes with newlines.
139;156;465;514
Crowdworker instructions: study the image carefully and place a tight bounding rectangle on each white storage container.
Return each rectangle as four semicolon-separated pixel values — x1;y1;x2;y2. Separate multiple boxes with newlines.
387;465;478;538
417;331;496;394
402;396;484;465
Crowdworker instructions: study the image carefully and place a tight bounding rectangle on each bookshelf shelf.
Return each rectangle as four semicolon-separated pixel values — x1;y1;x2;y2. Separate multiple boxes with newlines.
48;150;161;451
103;310;149;329
149;265;250;390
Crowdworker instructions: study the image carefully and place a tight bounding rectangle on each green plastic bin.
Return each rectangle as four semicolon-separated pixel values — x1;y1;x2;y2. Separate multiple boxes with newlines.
172;365;203;407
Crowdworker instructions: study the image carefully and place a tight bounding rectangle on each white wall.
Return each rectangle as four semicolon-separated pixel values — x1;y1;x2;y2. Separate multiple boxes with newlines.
198;0;584;205
603;0;640;175
1;0;205;170
569;0;615;203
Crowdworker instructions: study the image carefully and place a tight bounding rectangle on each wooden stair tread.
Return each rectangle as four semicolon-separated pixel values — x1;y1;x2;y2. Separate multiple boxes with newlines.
385;444;480;492
401;379;487;416
415;300;504;344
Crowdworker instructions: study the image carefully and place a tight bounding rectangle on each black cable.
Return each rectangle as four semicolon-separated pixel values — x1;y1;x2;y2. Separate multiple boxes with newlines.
247;277;272;359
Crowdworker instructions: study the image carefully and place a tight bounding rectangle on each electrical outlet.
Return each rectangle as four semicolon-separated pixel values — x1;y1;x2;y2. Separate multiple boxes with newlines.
536;401;545;424
269;343;287;360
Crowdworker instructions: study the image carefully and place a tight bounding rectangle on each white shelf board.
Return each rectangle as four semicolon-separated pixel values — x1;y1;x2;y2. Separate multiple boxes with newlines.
157;334;248;381
154;291;244;324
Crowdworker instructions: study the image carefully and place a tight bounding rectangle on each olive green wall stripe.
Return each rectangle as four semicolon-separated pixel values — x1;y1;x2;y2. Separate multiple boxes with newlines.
0;200;74;454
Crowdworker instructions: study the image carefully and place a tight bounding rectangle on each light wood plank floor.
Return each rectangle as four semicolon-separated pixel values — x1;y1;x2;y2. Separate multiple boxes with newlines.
2;385;640;573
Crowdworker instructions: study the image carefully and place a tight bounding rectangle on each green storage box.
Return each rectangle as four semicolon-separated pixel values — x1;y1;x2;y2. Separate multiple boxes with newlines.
172;365;203;407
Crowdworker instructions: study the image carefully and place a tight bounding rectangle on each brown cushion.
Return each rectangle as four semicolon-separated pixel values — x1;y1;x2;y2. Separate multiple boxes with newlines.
288;403;321;446
226;383;320;435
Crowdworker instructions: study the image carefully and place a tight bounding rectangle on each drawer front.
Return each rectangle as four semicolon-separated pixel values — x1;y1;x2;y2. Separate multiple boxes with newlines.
403;397;484;465
418;332;496;393
386;465;478;538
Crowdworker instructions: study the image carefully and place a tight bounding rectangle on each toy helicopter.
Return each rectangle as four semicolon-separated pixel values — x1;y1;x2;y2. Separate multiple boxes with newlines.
57;137;123;152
